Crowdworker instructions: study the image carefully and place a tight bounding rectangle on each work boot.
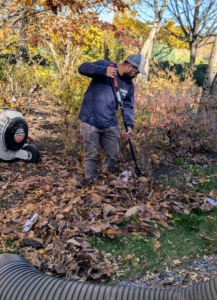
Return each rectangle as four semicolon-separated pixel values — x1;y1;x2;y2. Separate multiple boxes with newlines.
99;171;109;179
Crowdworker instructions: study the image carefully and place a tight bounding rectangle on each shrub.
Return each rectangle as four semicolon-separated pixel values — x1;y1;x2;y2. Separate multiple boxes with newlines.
193;64;208;86
134;65;217;158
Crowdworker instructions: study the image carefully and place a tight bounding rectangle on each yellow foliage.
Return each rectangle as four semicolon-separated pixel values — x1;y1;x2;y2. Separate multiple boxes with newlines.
114;12;150;42
113;14;189;51
160;22;189;50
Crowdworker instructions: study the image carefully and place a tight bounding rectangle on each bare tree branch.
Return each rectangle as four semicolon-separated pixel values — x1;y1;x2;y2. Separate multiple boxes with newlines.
168;0;217;67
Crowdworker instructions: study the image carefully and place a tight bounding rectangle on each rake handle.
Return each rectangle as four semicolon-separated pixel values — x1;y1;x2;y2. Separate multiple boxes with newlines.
110;64;118;88
110;64;143;176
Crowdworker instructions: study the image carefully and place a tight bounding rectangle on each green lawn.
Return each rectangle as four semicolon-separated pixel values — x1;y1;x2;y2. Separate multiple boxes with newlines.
89;162;217;282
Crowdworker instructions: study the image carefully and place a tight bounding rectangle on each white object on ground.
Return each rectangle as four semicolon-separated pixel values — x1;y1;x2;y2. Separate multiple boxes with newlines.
10;95;16;103
206;197;217;206
118;170;132;182
22;213;39;232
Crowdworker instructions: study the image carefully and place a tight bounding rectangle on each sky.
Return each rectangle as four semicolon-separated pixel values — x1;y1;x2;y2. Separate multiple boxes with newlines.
99;10;114;23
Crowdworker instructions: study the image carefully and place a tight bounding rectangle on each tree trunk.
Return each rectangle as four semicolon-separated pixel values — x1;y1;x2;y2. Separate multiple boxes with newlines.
203;35;217;94
46;39;60;71
140;24;159;57
211;73;217;94
139;0;168;77
140;24;159;76
16;17;29;66
144;39;154;75
189;41;198;68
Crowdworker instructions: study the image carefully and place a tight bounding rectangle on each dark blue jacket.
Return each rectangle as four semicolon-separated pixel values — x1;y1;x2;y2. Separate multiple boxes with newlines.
78;60;135;129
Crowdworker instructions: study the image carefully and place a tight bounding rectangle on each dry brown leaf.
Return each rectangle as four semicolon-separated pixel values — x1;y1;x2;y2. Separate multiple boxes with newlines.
173;259;181;265
151;154;160;168
69;196;81;205
32;250;41;268
153;231;161;239
56;261;66;274
2;227;16;234
67;238;81;246
95;185;108;191
67;262;78;270
62;205;73;213
90;226;102;233
154;243;162;248
125;206;140;218
103;204;115;216
67;179;78;187
28;230;35;238
26;204;35;212
101;228;118;236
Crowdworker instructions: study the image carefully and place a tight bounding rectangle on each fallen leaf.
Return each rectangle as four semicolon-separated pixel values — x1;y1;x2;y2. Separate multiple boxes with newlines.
28;230;35;238
173;259;181;265
62;205;73;213
67;238;81;246
125;206;140;218
154;243;162;248
56;261;66;274
125;255;133;259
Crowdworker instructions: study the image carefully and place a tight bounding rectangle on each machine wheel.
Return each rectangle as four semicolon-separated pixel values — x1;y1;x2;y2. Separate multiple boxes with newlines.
22;145;40;163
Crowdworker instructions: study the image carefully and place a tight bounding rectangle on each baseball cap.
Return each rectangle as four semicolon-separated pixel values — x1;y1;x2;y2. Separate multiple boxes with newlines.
126;53;147;76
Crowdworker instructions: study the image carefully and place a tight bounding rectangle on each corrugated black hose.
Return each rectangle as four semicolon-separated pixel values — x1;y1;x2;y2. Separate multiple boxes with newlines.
0;254;217;299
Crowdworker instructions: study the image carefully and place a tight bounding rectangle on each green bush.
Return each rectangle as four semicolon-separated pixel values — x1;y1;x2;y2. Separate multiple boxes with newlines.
193;64;208;86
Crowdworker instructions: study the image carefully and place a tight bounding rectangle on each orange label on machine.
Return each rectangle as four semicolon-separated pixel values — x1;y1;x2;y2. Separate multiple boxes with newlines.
14;128;25;142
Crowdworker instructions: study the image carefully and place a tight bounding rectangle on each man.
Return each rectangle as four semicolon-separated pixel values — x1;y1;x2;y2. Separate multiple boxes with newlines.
78;53;147;181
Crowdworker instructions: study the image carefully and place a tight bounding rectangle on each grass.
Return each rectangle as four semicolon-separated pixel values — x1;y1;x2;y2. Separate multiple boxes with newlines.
187;164;217;193
89;209;217;282
89;162;217;282
0;240;19;254
161;161;217;193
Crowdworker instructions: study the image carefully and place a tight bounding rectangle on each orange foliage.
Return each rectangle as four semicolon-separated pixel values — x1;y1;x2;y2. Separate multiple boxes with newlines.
134;65;217;155
17;0;127;15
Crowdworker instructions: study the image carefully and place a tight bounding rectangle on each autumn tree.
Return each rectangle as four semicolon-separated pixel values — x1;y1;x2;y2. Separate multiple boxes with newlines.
113;12;189;71
153;21;189;60
12;0;127;15
113;0;169;75
116;0;199;76
167;0;217;68
139;0;169;75
113;12;150;56
0;0;123;109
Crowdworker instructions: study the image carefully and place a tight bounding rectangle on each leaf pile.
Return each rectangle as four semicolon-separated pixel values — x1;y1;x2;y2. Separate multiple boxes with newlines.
0;153;213;281
0;94;215;282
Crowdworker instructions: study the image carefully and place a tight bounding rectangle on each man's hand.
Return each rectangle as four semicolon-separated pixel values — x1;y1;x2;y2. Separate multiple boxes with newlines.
107;66;117;78
124;127;133;140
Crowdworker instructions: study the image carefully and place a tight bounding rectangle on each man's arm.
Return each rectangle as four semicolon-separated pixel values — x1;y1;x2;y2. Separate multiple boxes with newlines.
78;60;117;78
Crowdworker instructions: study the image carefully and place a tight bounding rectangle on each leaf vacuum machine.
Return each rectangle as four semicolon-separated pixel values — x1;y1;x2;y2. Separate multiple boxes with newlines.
0;108;40;163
